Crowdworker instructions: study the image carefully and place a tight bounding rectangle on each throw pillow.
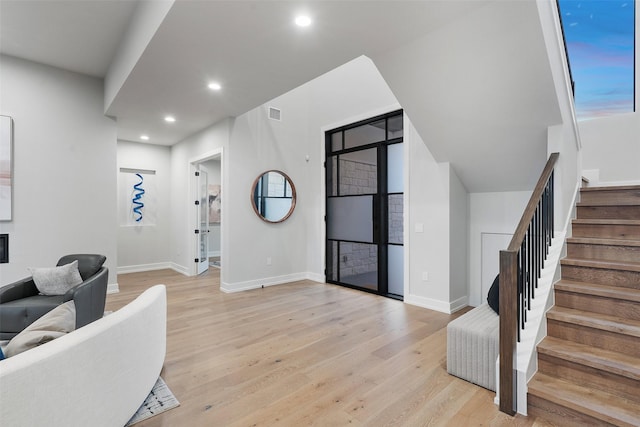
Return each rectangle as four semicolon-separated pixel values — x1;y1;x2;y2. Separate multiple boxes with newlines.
0;345;5;361
4;301;76;358
487;274;500;315
28;260;83;296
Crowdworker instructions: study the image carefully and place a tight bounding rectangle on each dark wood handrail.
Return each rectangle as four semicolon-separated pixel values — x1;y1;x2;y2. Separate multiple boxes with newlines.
507;153;559;252
499;152;559;415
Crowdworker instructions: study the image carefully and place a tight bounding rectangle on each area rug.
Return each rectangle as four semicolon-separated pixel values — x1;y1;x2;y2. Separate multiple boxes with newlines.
210;260;221;268
126;377;179;426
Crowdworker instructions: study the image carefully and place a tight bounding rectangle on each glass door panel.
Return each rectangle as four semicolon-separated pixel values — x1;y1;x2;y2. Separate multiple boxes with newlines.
327;196;374;242
326;110;403;298
340;242;378;291
196;170;209;275
388;245;404;296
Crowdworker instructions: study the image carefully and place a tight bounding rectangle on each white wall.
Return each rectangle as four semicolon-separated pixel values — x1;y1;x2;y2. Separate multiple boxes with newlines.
468;191;531;306
104;0;174;112
169;55;470;311
0;55;118;285
222;56;404;292
169;119;229;275
580;112;640;184
403;119;451;310
200;159;221;256
117;141;171;272
449;166;469;307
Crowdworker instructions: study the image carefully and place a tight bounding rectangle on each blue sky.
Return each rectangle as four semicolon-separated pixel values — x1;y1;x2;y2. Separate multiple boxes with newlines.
558;0;635;120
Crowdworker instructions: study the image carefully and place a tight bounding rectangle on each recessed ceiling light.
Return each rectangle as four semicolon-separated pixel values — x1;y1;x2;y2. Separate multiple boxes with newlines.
164;116;176;123
140;135;149;141
208;82;222;91
295;15;312;27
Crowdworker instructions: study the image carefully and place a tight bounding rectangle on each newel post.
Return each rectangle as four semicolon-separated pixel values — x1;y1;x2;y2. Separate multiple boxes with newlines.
499;250;517;415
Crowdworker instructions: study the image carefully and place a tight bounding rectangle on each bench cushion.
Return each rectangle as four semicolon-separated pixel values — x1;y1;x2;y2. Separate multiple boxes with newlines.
446;304;499;391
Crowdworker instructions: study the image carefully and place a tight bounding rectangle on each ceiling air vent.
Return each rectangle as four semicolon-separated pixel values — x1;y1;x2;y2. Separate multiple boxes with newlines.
268;107;281;121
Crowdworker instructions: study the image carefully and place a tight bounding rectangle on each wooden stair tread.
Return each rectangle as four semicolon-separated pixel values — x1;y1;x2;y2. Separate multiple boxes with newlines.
556;280;640;303
577;200;640;207
567;236;640;247
581;185;640;192
538;337;640;381
572;219;640;225
528;373;640;426
547;306;640;337
561;257;640;272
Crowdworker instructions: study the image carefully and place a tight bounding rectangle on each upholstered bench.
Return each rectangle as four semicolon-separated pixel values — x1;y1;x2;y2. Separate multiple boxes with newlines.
446;304;499;391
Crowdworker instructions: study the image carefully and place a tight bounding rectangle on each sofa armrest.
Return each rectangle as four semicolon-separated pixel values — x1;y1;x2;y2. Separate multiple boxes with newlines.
0;278;39;304
68;268;109;328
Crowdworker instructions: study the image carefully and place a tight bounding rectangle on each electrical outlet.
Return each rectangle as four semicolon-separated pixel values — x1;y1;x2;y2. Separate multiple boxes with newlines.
422;272;429;281
266;257;272;266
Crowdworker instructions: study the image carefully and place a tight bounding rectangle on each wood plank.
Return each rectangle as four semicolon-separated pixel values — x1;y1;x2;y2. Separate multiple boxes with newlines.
528;374;640;427
107;268;539;426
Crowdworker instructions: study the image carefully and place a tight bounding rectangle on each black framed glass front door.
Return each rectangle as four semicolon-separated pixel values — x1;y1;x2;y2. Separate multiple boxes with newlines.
325;110;404;299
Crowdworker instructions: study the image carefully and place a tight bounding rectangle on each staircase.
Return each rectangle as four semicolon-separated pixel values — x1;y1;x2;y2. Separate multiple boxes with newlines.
527;185;640;427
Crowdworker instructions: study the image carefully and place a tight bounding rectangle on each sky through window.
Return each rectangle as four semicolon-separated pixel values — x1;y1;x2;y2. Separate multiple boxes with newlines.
558;0;635;120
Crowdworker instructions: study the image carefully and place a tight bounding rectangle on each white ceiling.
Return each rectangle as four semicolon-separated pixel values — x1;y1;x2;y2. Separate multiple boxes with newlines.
0;0;136;78
0;0;565;192
0;0;486;146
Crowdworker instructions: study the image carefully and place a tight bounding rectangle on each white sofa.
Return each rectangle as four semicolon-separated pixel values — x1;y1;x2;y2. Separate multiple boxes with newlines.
0;284;167;427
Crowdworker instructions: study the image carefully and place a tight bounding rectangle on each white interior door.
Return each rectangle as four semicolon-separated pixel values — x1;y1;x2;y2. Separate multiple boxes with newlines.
196;169;209;274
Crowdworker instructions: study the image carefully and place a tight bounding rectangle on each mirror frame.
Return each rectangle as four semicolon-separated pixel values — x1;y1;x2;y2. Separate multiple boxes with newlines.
250;170;297;224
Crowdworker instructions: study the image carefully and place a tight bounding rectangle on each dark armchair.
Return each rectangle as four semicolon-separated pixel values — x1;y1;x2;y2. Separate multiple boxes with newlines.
0;254;108;340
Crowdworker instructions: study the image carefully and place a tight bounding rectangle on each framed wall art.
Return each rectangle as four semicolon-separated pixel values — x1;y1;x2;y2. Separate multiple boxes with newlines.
0;115;13;221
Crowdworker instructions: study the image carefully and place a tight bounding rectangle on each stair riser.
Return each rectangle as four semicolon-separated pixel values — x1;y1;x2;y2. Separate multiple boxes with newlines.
547;320;640;358
567;242;640;263
561;265;640;290
572;223;640;240
577;205;640;220
580;190;640;205
538;354;640;403
528;395;617;427
555;291;640;321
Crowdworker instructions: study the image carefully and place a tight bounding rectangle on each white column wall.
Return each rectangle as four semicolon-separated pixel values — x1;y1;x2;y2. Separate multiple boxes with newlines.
0;55;118;285
169;119;229;275
116;141;172;272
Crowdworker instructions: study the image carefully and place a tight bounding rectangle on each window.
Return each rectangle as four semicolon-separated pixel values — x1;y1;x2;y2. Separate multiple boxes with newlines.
558;0;635;120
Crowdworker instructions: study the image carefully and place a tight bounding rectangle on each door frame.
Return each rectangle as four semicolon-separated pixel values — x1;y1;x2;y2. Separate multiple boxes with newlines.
188;147;224;276
321;105;407;298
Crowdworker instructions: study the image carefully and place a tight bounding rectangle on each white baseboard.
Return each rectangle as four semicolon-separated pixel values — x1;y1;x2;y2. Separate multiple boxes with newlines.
107;283;119;294
404;294;468;314
208;251;221;257
221;272;322;293
305;272;325;283
170;263;189;276
117;262;189;276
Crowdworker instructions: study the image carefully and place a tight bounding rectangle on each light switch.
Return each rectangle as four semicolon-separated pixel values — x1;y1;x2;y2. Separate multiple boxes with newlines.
415;223;424;233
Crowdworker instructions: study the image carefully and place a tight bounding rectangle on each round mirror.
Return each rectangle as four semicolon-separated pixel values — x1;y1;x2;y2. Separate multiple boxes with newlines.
251;170;296;223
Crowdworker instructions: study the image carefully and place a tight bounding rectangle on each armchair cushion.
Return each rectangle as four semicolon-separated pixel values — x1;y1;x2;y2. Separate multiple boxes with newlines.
28;260;83;296
4;301;76;358
57;254;106;281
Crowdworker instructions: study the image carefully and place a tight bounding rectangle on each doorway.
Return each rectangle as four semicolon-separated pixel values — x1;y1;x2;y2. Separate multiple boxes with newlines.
325;110;404;299
189;149;223;276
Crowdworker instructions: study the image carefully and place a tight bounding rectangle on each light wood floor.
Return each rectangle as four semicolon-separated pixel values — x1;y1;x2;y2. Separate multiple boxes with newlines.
107;268;551;427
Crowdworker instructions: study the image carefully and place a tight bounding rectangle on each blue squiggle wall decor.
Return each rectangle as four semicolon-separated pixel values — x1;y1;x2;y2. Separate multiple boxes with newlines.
132;173;145;222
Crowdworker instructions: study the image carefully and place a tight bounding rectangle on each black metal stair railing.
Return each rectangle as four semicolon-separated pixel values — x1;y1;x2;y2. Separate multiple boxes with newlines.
499;152;559;415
